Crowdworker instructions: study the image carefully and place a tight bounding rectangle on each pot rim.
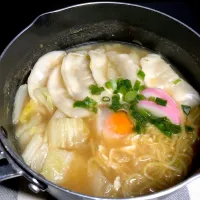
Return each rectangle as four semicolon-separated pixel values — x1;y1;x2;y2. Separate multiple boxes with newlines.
1;2;200;199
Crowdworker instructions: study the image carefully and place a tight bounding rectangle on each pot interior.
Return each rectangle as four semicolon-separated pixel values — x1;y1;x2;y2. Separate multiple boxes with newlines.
0;2;200;198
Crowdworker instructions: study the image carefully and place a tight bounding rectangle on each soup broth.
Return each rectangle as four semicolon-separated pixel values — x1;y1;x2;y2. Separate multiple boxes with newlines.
12;43;200;198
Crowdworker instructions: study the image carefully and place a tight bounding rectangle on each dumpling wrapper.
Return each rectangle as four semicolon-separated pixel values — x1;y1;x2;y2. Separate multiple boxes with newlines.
89;48;108;86
61;51;95;100
140;54;200;107
28;51;66;101
48;67;92;118
107;51;140;84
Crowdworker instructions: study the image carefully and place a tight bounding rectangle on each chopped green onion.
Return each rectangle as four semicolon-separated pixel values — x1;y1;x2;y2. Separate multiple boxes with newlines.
117;79;132;92
185;125;194;132
73;97;97;113
109;94;123;112
116;78;123;85
133;80;141;91
173;79;181;84
102;96;110;102
113;90;118;94
119;86;127;95
155;97;167;106
131;108;181;136
139;85;146;92
122;79;132;90
136;94;146;101
135;123;142;134
91;107;98;113
122;104;129;110
124;91;137;102
137;70;145;80
138;109;152;118
150;117;181;137
105;80;117;90
89;84;104;95
181;105;191;115
149;96;156;102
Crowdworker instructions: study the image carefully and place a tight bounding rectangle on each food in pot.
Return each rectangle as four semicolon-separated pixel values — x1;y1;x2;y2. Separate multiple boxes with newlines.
12;43;200;197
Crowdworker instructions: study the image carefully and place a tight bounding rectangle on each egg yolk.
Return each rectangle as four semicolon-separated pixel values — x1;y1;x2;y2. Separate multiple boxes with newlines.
105;111;133;135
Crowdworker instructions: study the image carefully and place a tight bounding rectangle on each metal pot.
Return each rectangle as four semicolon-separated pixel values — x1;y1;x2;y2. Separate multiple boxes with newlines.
0;2;200;200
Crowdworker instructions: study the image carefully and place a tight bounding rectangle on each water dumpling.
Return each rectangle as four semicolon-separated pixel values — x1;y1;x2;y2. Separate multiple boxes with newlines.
89;48;108;86
48;67;92;118
170;79;200;107
28;51;66;101
140;54;170;85
61;51;95;100
107;51;140;84
140;54;200;107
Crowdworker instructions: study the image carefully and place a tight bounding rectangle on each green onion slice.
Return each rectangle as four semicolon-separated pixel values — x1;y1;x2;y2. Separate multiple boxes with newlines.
173;79;181;84
124;91;137;102
133;80;141;91
102;96;110;102
105;80;117;90
137;70;145;80
89;84;104;95
155;97;167;106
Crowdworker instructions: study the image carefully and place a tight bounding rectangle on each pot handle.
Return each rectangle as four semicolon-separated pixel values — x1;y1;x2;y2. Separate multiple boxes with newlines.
0;130;23;182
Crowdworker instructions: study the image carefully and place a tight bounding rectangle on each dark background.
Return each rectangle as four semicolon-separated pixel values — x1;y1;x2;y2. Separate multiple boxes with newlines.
0;1;199;53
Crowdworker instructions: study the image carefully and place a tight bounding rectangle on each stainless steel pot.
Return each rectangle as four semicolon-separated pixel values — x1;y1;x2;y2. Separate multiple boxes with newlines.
0;2;200;200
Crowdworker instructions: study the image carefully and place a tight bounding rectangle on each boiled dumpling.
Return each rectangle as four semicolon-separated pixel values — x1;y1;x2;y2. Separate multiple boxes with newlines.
41;148;75;184
47;118;90;150
107;51;140;84
89;48;108;86
48;67;92;118
106;63;120;80
28;51;66;101
61;51;95;100
12;84;29;124
140;54;200;107
140;54;177;88
170;79;200;107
